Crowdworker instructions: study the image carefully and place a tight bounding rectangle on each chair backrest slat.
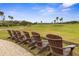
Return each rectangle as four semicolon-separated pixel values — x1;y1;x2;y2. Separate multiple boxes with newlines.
12;30;17;37
31;32;42;47
23;31;32;42
7;30;13;37
12;30;19;40
23;31;30;38
46;34;63;55
16;31;22;39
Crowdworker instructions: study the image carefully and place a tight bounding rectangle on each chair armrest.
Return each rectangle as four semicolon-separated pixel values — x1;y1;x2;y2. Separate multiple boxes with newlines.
51;46;63;50
41;37;46;40
63;45;76;49
63;45;76;56
50;45;76;50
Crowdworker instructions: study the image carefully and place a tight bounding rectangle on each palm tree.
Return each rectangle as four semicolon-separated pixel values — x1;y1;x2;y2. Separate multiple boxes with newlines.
0;11;4;16
8;16;13;20
60;17;63;23
0;11;4;25
3;15;5;21
8;16;14;26
54;20;56;24
41;21;43;24
56;17;59;23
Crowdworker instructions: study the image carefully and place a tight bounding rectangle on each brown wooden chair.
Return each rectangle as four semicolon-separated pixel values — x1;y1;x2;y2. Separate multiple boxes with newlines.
23;31;36;47
15;31;25;43
7;30;18;40
31;32;49;54
11;30;22;42
11;30;28;44
7;30;13;39
46;34;76;56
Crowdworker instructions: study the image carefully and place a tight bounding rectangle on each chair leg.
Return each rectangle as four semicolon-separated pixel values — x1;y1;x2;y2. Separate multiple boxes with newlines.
29;46;36;50
28;42;36;50
37;46;49;54
47;52;52;56
69;47;75;56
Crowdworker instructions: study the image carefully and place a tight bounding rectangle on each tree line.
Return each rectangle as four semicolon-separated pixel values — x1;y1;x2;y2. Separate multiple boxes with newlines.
0;11;32;26
53;17;63;24
0;20;32;26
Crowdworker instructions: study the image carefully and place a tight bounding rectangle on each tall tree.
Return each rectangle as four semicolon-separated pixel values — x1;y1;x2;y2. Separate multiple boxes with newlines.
54;20;56;24
8;16;14;26
0;11;4;16
8;16;13;20
41;21;43;24
0;11;4;25
60;17;63;23
3;15;5;21
56;17;59;23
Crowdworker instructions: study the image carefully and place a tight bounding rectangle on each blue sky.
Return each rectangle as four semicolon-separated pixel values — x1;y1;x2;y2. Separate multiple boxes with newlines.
0;3;79;23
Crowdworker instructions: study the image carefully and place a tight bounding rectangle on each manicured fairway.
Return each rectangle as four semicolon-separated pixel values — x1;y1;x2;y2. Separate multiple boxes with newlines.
0;24;79;43
22;24;79;44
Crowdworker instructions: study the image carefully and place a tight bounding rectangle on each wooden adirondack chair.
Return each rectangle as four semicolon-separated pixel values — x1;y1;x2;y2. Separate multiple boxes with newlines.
11;30;21;42
7;30;17;40
7;30;13;39
15;31;24;42
31;32;49;54
46;34;76;56
11;30;28;44
23;31;36;47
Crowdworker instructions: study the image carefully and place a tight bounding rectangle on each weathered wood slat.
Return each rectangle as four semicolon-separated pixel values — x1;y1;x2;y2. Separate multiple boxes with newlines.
41;36;79;46
63;40;79;46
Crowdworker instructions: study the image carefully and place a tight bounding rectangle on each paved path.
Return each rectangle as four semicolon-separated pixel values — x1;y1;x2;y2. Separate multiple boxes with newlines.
0;39;33;56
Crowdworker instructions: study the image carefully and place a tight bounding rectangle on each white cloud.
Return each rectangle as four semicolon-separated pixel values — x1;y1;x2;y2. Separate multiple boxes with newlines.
60;3;76;12
39;7;55;16
62;3;76;8
47;7;54;13
62;8;71;12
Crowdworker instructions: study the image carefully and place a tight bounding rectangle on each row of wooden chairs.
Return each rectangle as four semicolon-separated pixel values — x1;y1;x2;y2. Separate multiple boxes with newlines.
7;30;76;56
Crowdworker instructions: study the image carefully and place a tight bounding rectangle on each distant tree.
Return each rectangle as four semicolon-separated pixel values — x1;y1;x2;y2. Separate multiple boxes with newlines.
60;17;63;23
54;20;56;24
20;20;26;26
41;21;43;24
3;15;5;21
0;11;4;16
64;21;79;24
34;22;38;24
8;16;13;20
20;20;32;26
14;20;20;26
56;17;59;23
8;16;14;26
0;11;4;25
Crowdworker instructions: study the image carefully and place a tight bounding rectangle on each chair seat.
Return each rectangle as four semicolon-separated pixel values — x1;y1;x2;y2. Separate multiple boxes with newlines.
35;40;48;50
63;45;76;56
63;48;71;56
42;40;48;48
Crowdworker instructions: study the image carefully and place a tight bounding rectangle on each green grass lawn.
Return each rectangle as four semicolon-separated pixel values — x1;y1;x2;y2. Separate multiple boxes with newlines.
0;26;26;39
0;24;79;55
22;24;79;44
